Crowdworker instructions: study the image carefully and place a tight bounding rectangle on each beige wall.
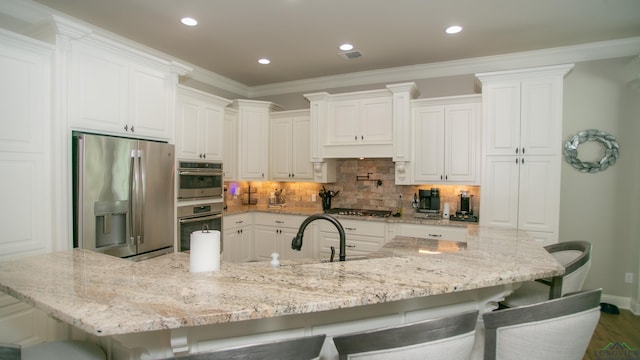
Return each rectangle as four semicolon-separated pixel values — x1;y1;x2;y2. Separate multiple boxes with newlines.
560;57;640;302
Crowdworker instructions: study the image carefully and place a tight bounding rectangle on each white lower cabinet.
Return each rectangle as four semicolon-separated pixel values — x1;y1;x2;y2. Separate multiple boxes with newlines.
318;219;386;258
253;213;311;261
392;223;467;243
222;213;253;263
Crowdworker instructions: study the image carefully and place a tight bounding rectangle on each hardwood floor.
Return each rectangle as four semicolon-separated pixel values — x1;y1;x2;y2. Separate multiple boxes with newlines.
583;309;640;360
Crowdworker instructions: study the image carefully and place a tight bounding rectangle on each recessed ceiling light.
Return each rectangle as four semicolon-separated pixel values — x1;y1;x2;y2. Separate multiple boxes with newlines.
258;58;271;65
181;17;198;26
445;25;463;34
339;43;354;51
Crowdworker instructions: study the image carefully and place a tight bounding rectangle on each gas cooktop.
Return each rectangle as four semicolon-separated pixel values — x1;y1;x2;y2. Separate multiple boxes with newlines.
324;208;392;218
449;212;479;222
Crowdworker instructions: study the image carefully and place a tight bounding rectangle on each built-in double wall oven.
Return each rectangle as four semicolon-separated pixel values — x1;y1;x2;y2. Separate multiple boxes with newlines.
177;161;224;252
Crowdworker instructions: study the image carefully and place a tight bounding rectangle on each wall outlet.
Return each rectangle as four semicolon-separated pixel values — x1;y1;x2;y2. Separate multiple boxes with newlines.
311;194;316;202
625;272;634;284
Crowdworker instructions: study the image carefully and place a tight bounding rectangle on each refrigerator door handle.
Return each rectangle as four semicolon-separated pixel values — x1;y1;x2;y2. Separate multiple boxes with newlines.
139;149;145;244
129;149;137;246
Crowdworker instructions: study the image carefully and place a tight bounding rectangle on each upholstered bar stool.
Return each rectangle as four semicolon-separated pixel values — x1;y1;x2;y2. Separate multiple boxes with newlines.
482;288;601;360
0;340;106;360
501;240;591;307
332;310;478;360
163;334;326;360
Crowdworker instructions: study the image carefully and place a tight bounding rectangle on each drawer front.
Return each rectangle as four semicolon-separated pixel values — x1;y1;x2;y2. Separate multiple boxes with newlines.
395;224;467;242
253;213;305;229
319;218;386;237
319;233;384;256
223;213;252;229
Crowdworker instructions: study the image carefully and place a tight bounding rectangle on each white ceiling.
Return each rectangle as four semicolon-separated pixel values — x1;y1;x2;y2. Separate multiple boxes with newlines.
28;0;640;87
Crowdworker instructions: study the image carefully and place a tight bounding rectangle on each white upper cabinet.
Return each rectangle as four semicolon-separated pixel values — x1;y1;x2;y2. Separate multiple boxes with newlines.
270;110;313;181
175;86;230;161
481;68;567;157
69;39;188;141
231;99;281;181
412;95;481;184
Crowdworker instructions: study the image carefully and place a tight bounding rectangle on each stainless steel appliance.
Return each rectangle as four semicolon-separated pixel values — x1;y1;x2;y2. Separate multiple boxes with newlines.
177;161;223;201
416;188;440;213
177;202;223;252
73;132;175;260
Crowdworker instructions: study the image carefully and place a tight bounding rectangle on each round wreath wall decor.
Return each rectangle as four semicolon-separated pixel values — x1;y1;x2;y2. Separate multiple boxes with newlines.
563;129;619;173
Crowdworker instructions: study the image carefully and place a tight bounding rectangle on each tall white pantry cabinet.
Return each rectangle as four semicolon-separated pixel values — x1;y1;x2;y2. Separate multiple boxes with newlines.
477;64;574;245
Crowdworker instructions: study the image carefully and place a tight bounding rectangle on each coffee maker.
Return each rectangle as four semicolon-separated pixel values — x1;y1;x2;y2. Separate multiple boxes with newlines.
417;188;440;213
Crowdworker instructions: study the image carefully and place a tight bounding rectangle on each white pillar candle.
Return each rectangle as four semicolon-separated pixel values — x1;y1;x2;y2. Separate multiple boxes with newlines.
189;230;221;273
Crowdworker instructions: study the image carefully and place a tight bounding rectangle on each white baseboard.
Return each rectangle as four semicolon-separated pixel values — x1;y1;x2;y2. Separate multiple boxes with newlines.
600;294;640;315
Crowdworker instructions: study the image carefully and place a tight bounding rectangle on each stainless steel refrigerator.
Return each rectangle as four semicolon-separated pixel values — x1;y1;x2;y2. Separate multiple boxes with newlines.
73;132;175;260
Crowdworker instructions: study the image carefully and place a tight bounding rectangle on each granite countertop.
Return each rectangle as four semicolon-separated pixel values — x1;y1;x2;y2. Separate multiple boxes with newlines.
0;228;563;337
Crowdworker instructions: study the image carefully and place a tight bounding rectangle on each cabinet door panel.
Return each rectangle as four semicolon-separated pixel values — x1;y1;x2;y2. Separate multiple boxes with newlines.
483;82;520;156
517;156;559;233
413;107;444;182
201;105;224;160
70;47;128;133
480;157;520;229
291;116;313;179
129;65;171;139
239;108;268;179
520;79;561;155
175;98;200;159
223;110;238;180
254;226;277;261
360;97;392;143
270;118;292;179
445;104;478;182
328;101;358;144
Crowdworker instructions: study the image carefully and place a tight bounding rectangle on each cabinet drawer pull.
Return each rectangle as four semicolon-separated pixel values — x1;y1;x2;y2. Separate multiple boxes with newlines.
428;233;442;238
235;220;244;224
346;244;356;248
345;227;357;231
275;220;285;224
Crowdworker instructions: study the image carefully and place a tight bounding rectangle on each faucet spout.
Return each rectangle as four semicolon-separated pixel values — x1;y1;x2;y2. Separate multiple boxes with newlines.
291;214;346;261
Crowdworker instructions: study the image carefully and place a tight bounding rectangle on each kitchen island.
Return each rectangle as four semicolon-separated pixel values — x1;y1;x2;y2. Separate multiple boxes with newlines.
0;227;563;359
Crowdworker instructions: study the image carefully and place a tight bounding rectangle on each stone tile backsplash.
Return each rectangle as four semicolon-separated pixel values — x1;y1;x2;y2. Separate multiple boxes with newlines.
225;158;480;215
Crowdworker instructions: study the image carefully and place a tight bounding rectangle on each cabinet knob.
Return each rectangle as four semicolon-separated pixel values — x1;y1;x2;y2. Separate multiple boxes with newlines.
515;148;519;154
361;135;364;140
130;125;134;133
522;158;525;165
522;147;525;154
515;158;519;164
354;136;358;141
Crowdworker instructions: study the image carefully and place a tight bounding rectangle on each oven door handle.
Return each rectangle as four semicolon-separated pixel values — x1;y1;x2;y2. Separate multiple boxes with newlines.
178;170;223;176
178;213;223;224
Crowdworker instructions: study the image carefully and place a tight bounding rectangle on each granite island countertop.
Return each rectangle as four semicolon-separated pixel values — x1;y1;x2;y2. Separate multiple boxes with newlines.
0;227;563;337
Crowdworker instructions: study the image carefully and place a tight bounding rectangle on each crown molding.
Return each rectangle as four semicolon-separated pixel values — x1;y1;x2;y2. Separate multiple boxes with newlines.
245;37;640;98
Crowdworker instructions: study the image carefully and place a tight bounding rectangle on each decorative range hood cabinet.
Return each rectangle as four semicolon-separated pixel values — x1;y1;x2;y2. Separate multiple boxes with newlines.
305;83;418;183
